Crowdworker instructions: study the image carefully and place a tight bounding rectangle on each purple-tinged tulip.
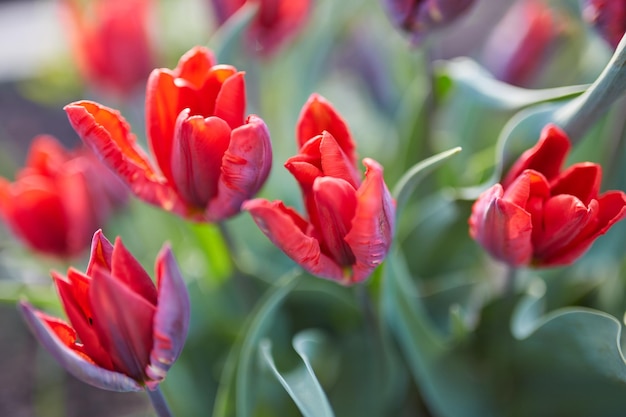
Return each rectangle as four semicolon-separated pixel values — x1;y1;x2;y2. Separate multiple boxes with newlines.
582;0;626;49
20;230;190;391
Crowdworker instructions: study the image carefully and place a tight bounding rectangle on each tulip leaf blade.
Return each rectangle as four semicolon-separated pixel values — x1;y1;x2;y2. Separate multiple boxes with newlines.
392;146;462;214
208;1;260;64
259;330;336;417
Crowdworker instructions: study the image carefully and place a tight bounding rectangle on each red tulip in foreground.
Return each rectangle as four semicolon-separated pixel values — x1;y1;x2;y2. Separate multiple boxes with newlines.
244;94;395;284
0;135;125;258
64;46;272;222
20;230;190;392
469;124;626;267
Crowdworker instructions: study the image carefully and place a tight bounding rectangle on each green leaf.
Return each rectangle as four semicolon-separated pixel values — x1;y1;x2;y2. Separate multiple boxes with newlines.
187;222;233;287
259;330;336;417
208;2;259;64
392;147;462;215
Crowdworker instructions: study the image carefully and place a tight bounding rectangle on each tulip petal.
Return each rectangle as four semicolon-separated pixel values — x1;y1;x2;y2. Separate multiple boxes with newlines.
146;245;190;387
470;184;533;266
503;124;570;187
86;229;114;275
344;159;395;283
174;46;216;88
550;162;601;205
65;101;181;212
171;111;231;209
296;94;356;165
319;132;361;188
533;194;591;256
111;237;158;306
214;71;246;130
205;116;272;221
90;266;156;381
19;301;142;392
243;199;345;280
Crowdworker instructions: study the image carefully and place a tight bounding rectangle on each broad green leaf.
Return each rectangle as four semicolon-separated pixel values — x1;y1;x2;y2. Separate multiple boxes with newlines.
260;330;336;417
392;147;462;215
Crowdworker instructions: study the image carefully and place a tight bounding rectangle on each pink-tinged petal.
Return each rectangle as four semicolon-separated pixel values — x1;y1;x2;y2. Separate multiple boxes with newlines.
540;191;626;266
171;111;231;208
285;135;325;190
89;266;156;382
311;177;358;266
174;46;216;87
52;269;115;371
550;162;601;205
214;72;246;130
205;115;272;221
296;94;356;165
243;199;345;280
86;229;114;276
19;301;142;392
146;245;190;387
502;169;549;207
344;159;395;284
469;184;533;266
65;101;181;212
503;124;570;187
319;132;361;188
111;237;158;306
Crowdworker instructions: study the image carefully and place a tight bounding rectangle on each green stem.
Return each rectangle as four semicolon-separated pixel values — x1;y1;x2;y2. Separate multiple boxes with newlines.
504;266;518;298
146;386;173;417
555;33;626;142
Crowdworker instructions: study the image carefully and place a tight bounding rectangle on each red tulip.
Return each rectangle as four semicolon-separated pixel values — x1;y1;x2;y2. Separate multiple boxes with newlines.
243;95;394;284
20;230;190;391
208;0;312;56
582;0;626;49
64;46;272;222
0;135;124;258
469;124;626;267
60;0;155;96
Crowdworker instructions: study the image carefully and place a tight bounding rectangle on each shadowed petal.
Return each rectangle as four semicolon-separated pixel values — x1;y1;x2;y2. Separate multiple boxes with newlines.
90;266;156;381
111;237;158;306
146;245;190;388
343;159;395;283
534;194;591;255
243;199;344;280
19;301;142;392
205;116;272;221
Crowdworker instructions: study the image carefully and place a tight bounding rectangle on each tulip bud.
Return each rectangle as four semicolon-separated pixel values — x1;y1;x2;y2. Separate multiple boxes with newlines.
582;0;626;49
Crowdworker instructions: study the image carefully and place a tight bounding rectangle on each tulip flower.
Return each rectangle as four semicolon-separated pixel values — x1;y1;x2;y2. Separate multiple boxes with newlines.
382;0;476;43
20;230;190;392
243;95;394;284
208;0;312;56
64;46;272;222
60;0;155;96
582;0;626;49
0;135;125;258
469;124;626;267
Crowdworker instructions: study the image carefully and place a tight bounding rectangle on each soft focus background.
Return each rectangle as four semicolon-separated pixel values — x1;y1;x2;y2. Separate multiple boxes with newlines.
1;0;626;416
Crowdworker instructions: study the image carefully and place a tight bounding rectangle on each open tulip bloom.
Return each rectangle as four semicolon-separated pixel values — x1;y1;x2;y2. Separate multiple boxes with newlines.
469;124;626;267
64;46;272;222
244;94;395;285
19;230;190;393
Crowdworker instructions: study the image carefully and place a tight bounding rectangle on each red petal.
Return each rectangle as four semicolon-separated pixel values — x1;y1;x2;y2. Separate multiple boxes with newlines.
344;159;395;283
22;135;69;178
214;71;246;130
19;301;142;392
174;46;216;88
296;94;356;165
146;245;190;387
503;124;570;187
111;236;158;306
171;111;231;209
197;65;239;117
319;132;361;188
535;194;591;255
89;266;156;381
243;199;345;280
86;230;114;276
550;162;601;205
205;115;272;221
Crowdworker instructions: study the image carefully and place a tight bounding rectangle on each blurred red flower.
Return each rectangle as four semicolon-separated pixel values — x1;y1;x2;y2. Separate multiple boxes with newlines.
582;0;626;49
244;94;395;284
20;230;190;391
60;0;155;96
469;124;626;267
0;135;126;258
65;46;272;222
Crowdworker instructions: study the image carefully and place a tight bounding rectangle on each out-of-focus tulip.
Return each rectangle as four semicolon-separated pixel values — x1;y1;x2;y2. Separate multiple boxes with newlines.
208;0;312;56
64;46;272;222
469;124;626;267
382;0;476;43
0;135;126;258
582;0;626;49
60;0;155;96
243;94;395;285
482;0;559;87
20;230;190;392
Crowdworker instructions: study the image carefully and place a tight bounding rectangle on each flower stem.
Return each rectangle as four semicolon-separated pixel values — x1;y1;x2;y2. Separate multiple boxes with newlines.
146;386;173;417
504;267;518;298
